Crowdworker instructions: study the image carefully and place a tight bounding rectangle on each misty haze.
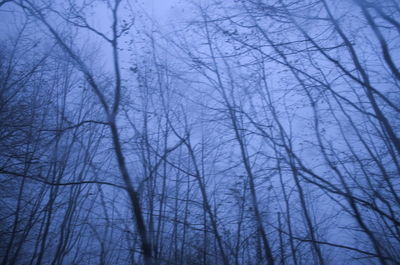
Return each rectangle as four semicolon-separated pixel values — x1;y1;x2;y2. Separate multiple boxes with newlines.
0;0;399;264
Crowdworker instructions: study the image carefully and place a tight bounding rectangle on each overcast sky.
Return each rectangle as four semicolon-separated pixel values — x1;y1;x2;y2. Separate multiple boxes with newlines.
139;0;190;27
142;0;180;20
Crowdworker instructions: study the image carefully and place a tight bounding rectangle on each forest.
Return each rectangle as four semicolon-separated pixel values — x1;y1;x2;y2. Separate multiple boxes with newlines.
0;0;399;264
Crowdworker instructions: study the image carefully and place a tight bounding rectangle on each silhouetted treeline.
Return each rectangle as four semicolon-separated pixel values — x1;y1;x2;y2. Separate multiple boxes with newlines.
0;0;399;264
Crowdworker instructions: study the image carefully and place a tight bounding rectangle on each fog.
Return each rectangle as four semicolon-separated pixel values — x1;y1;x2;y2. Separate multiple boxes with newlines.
0;0;399;265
